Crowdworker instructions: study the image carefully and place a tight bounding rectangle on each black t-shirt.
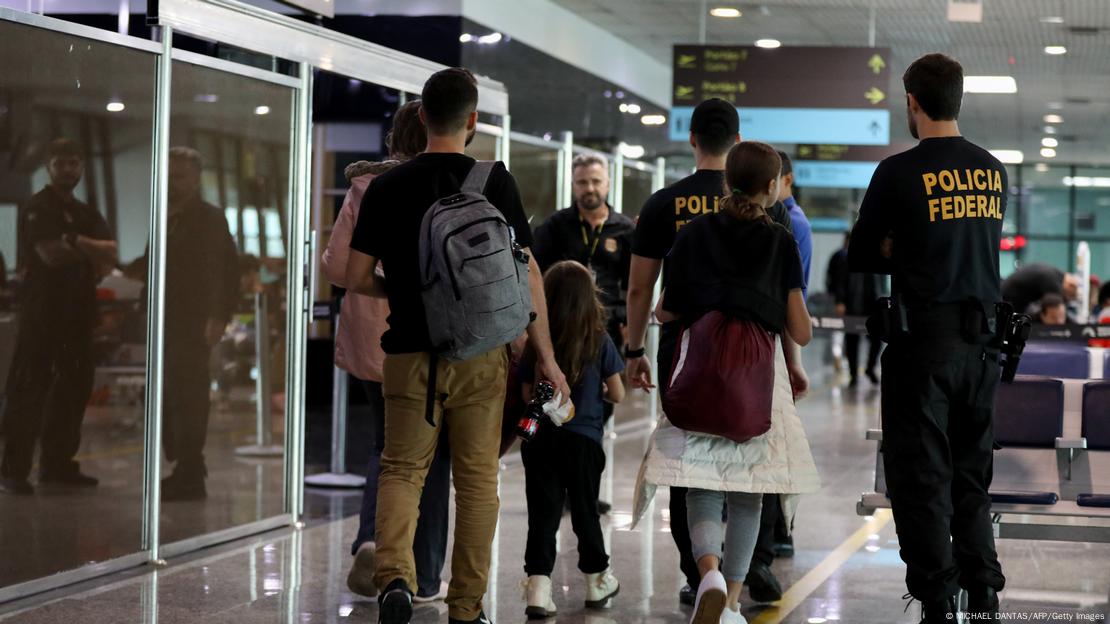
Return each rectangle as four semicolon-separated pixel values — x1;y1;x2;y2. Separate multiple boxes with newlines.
350;153;532;354
531;205;634;318
1001;263;1064;315
18;185;112;319
664;212;804;333
632;169;793;282
848;137;1006;309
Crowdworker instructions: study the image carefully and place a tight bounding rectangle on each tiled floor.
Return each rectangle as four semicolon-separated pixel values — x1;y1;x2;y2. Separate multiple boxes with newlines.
2;354;1109;623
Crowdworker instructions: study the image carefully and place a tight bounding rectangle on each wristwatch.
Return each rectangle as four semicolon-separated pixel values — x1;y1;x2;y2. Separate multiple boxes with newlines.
624;346;646;359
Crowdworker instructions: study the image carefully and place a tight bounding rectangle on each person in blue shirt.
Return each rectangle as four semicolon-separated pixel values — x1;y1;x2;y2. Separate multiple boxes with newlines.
778;151;812;294
518;260;624;619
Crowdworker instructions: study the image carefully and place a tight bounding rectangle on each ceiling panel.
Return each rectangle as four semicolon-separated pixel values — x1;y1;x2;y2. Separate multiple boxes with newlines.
549;0;1110;164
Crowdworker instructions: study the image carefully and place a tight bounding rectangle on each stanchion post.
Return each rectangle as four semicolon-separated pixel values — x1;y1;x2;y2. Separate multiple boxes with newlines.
236;291;283;457
304;309;366;488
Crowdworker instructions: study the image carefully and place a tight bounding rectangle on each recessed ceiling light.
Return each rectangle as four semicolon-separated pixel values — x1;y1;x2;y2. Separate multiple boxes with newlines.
459;33;473;43
1042;137;1059;148
1040;16;1065;24
641;114;667;126
626;103;642;114
254;105;270;115
755;39;782;49
106;101;125;113
1044;114;1063;123
990;149;1024;164
710;7;742;18
1035;163;1050;172
964;76;1017;94
1044;45;1067;55
1047;101;1064;110
1044;125;1057;134
194;93;219;103
619;143;646;159
477;32;503;44
1040;147;1057;158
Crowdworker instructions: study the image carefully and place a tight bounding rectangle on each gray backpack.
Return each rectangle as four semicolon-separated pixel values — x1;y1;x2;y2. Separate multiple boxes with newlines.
419;161;533;363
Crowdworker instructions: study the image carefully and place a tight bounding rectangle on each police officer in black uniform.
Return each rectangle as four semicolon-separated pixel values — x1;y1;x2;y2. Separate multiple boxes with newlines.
532;152;634;360
849;54;1006;623
1;138;118;494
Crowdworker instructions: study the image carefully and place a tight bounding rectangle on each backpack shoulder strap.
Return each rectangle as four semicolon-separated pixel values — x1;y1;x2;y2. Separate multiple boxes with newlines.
462;160;496;195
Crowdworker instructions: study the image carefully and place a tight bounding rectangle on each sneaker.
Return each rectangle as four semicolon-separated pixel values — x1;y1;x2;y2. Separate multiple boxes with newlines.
966;586;1000;620
378;579;413;624
584;568;620;608
0;477;34;495
597;500;612;515
414;580;448;603
719;605;748;624
772;540;795;559
679;584;697;607
39;470;98;487
448;610;492;624
690;570;727;624
522;575;557;619
744;563;783;603
346;542;377;597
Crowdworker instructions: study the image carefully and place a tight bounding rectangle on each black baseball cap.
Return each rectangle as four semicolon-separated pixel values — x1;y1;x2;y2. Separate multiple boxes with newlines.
689;98;739;136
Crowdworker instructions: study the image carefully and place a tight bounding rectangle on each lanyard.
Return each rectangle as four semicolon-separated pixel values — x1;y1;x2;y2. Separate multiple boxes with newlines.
580;218;607;260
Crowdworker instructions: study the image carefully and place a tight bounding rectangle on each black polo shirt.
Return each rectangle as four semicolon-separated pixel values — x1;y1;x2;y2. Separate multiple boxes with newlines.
17;185;111;322
531;204;634;320
849;136;1005;309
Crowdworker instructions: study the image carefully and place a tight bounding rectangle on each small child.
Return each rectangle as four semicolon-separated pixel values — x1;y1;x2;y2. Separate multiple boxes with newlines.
519;260;625;619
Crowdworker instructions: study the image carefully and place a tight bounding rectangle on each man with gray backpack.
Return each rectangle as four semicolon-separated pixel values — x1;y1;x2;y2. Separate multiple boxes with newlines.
345;67;570;624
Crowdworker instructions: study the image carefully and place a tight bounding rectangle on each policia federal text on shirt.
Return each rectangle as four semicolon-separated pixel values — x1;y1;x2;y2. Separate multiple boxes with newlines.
848;53;1006;624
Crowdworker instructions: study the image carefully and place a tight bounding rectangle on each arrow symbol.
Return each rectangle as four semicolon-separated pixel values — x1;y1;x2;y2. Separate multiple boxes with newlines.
675;85;695;98
868;54;886;74
678;54;697;68
865;87;885;105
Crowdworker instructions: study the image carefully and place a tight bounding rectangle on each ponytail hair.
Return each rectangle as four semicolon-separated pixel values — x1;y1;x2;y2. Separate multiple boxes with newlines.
719;141;782;224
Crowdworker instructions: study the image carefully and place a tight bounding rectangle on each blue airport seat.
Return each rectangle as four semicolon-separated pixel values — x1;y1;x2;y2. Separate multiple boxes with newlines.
990;491;1059;505
1077;494;1110;508
1082;381;1110;450
1016;341;1090;379
994;376;1065;447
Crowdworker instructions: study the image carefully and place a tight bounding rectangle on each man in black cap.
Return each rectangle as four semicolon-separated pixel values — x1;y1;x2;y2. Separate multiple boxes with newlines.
625;98;805;605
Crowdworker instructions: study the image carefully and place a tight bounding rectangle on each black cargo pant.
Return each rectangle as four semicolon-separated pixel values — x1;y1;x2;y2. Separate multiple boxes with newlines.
880;328;1005;601
522;424;609;575
602;312;624;423
162;329;214;480
658;322;702;590
1;315;96;480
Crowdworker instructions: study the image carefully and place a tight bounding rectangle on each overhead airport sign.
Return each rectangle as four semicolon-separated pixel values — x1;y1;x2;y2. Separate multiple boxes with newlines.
671;45;892;144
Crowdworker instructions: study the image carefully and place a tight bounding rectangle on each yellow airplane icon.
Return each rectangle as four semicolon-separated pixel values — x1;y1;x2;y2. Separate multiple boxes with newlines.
678;54;697;68
675;85;695;98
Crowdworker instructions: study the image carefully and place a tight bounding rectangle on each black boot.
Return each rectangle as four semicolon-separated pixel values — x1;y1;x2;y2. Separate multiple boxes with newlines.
967;586;1000;620
919;595;958;624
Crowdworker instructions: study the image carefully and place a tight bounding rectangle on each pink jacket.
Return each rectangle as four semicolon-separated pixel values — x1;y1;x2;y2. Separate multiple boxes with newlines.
321;162;397;382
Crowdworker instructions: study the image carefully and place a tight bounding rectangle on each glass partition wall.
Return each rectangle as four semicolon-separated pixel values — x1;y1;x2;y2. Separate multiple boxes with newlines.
0;11;306;598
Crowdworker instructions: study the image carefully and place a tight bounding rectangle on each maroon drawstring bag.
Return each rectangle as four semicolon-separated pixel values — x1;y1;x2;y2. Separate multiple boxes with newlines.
662;311;776;443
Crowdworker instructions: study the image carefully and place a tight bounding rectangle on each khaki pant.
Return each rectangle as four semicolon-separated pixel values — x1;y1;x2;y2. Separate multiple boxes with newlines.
373;348;508;620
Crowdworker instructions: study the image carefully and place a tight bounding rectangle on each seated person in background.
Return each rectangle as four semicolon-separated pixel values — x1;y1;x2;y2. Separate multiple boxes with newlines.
1001;262;1078;317
1035;293;1067;326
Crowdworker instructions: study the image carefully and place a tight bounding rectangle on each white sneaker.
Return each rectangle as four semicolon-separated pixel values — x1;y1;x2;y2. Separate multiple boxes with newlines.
522;575;557;619
719;604;748;624
584;568;620;608
413;580;448;603
690;570;727;624
345;542;377;597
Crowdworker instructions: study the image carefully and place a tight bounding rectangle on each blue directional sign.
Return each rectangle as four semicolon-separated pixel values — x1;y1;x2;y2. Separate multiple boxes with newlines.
669;106;890;145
